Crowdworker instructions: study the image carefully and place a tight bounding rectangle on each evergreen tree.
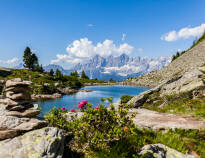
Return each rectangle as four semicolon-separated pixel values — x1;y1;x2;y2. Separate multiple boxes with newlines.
74;70;79;77
23;47;39;70
70;70;79;77
56;69;63;80
109;78;114;82
81;70;89;79
38;64;44;73
49;69;54;76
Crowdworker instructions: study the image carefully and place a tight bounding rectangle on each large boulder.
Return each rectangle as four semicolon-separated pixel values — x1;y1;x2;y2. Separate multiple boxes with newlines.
160;67;205;95
128;82;163;108
137;144;194;158
0;127;65;158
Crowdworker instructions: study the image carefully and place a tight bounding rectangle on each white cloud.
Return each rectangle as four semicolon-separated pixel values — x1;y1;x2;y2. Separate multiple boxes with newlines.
161;24;205;42
51;38;134;69
0;57;20;68
122;33;126;41
88;24;94;27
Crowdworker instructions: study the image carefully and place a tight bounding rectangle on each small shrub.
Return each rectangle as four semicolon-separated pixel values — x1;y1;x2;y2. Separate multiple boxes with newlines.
120;95;134;104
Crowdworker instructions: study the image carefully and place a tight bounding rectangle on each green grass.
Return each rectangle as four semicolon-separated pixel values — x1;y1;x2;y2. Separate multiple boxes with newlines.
87;128;205;158
0;69;110;94
143;92;205;119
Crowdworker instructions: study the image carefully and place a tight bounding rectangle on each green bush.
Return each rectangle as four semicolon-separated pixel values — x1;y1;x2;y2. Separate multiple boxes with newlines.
120;95;134;104
45;97;136;152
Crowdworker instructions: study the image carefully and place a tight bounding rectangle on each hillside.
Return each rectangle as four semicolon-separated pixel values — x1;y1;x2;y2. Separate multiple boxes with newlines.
126;34;205;87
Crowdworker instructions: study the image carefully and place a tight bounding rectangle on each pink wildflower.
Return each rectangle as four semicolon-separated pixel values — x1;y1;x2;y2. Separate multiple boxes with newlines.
61;107;66;110
95;106;99;110
82;100;88;104
70;109;75;112
78;102;84;109
197;94;201;97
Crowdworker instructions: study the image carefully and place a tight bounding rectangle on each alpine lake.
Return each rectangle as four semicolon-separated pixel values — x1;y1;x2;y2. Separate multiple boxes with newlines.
36;85;149;117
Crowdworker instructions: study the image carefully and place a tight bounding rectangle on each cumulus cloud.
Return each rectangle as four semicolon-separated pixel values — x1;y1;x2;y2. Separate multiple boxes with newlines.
0;58;20;67
161;24;205;42
51;38;134;69
122;33;126;41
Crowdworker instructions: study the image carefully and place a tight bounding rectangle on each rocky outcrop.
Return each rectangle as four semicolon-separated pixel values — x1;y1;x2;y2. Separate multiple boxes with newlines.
79;89;93;92
57;87;78;94
130;108;205;130
128;67;205;107
0;78;47;140
0;127;65;158
31;93;62;100
160;67;205;95
137;144;194;158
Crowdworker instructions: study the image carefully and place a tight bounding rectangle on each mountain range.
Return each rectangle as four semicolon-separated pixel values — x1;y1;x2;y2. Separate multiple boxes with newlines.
14;54;171;81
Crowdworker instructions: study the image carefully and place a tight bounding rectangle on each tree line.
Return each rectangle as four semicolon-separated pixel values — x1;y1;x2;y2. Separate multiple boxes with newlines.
23;46;89;79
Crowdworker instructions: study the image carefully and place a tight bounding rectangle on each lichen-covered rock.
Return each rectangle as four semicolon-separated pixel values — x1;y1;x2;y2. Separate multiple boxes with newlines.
0;127;65;158
161;67;205;95
0;115;47;140
137;144;194;158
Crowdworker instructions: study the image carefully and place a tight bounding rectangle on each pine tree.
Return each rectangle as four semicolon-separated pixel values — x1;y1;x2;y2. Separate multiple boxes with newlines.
74;70;79;77
56;69;63;80
81;70;89;79
38;64;44;73
49;69;54;76
23;47;39;71
70;71;79;77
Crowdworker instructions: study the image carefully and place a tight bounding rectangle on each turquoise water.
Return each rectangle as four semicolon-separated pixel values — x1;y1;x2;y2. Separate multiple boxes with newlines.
36;85;149;117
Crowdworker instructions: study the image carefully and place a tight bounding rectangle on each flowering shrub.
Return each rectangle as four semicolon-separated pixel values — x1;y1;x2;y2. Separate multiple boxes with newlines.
77;100;89;111
45;97;136;151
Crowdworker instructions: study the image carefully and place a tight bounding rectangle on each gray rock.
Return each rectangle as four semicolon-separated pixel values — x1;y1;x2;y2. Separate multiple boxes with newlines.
0;127;65;158
161;67;205;95
5;109;40;117
137;144;194;158
128;82;163;107
128;67;205;108
6;78;32;88
6;91;31;100
0;115;47;140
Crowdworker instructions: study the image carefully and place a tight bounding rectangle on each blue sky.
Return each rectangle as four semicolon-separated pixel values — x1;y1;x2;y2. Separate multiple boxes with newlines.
0;0;205;68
